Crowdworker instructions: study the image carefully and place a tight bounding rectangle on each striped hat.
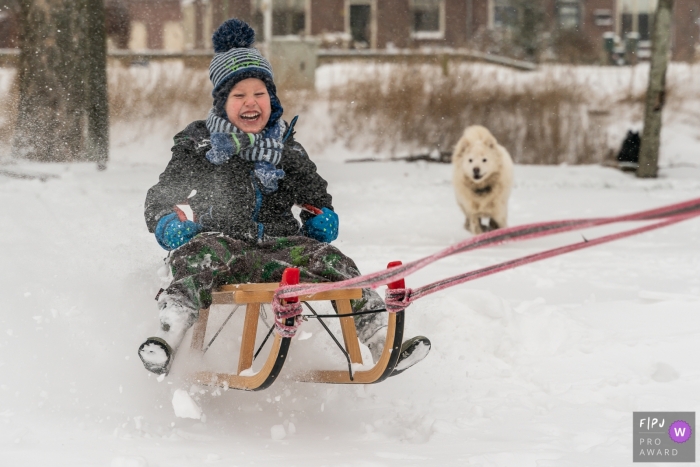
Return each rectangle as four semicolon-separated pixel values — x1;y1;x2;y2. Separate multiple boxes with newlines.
209;18;283;132
209;18;274;94
209;49;274;95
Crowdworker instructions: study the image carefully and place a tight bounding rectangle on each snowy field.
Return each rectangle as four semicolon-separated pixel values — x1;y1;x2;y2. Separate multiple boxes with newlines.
1;62;700;466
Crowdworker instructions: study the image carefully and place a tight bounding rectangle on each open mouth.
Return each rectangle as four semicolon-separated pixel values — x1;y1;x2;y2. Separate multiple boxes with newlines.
240;112;261;122
473;173;483;180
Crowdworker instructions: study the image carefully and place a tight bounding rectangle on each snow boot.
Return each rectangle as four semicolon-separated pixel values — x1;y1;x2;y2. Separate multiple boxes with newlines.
389;335;431;377
138;337;173;375
363;326;387;363
350;289;389;363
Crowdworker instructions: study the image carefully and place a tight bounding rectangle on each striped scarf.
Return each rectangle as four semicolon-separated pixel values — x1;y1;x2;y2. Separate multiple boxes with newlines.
205;110;286;166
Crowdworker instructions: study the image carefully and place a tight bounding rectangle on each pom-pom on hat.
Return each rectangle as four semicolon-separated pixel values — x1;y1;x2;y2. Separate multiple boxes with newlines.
209;18;283;130
212;17;255;53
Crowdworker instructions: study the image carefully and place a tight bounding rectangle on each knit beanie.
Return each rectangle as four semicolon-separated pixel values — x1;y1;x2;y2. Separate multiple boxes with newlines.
209;18;283;131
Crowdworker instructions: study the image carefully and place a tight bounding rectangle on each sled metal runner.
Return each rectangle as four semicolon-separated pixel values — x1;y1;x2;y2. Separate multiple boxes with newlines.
189;279;405;391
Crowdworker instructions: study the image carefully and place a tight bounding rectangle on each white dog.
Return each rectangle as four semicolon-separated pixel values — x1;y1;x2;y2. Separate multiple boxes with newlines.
452;125;514;234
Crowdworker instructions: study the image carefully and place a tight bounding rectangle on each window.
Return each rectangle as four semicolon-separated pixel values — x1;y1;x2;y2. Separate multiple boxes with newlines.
557;1;580;29
638;13;652;40
411;0;444;39
251;0;307;39
493;0;518;29
621;13;654;40
620;0;658;40
594;9;613;27
349;3;371;48
620;0;658;12
272;0;306;36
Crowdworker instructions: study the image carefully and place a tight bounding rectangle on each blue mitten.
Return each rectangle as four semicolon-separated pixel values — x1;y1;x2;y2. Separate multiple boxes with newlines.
254;161;285;194
303;207;339;243
206;132;236;165
154;212;203;250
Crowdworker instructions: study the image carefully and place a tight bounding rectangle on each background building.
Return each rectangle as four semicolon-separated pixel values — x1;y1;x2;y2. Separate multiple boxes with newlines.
0;0;698;61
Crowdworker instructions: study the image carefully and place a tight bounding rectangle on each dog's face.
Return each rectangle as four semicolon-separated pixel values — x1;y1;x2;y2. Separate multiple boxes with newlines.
454;138;500;183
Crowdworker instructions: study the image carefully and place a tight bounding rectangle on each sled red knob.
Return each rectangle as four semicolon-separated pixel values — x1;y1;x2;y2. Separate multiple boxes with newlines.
280;268;300;303
386;261;405;290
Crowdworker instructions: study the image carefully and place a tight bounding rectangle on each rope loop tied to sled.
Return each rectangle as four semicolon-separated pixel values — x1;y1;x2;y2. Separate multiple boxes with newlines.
384;287;413;313
271;299;303;338
273;267;303;338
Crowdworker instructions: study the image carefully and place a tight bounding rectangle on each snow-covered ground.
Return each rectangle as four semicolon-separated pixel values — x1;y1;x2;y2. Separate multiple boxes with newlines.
1;62;699;466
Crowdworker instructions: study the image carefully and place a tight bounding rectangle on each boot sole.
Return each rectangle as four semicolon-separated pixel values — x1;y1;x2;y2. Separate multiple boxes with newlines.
138;337;173;375
389;336;431;377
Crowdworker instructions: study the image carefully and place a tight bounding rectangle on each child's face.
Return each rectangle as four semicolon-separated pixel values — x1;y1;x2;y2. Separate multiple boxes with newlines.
225;78;272;134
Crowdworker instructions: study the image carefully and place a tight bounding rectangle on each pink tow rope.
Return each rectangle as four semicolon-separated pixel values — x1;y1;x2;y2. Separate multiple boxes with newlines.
273;197;700;316
406;210;698;303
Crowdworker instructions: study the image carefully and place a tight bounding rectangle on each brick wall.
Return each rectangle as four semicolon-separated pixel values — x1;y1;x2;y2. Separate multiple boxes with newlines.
581;0;616;39
231;0;253;22
0;3;18;48
673;0;700;61
377;0;411;48
555;0;616;58
127;0;181;49
310;0;344;35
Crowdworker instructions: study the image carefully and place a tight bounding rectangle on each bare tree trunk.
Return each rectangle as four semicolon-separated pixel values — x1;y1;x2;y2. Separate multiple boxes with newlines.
86;0;109;169
12;0;109;166
13;0;85;161
637;0;673;178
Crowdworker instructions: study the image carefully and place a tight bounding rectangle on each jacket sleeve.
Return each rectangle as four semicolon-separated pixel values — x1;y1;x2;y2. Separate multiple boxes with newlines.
281;141;333;223
144;131;201;233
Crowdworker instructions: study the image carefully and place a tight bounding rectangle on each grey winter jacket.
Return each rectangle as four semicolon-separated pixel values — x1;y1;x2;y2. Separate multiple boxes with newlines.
144;120;333;243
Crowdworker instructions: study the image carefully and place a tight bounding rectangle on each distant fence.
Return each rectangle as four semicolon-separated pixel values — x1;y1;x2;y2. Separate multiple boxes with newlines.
0;47;536;72
318;49;537;71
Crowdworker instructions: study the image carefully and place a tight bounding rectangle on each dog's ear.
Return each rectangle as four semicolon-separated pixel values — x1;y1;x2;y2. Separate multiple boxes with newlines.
452;138;470;160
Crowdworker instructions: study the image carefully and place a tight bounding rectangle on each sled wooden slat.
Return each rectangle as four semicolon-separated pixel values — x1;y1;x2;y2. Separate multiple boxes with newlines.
190;307;209;351
294;311;404;384
219;283;279;292
212;284;362;305
336;298;363;364
237;303;260;374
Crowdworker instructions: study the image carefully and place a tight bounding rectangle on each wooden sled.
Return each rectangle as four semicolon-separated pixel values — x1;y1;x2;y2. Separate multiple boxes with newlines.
190;264;406;391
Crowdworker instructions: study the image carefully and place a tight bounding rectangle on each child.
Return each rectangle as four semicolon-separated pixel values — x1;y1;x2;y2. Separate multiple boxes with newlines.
138;18;429;376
